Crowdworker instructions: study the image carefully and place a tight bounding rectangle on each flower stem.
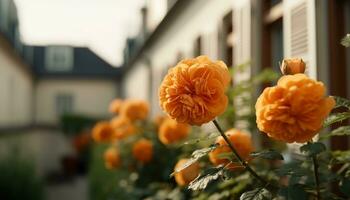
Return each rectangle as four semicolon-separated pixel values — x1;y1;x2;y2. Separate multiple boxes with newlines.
212;119;268;186
309;142;321;200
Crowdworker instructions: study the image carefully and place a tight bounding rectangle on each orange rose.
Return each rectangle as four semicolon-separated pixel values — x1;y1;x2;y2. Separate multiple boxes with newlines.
72;132;91;152
92;121;115;143
110;116;136;140
280;58;306;75
256;74;335;143
174;159;200;186
158;118;190;144
154;115;168;130
209;129;253;168
132;139;153;163
119;99;149;121
104;147;121;169
159;55;231;125
109;99;123;114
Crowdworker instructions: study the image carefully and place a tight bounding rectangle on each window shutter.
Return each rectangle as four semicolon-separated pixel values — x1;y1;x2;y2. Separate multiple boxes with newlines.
232;1;252;130
283;0;317;78
233;0;251;80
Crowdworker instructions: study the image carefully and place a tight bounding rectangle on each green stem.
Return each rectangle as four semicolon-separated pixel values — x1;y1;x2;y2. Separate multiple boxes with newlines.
212;119;268;186
309;142;321;200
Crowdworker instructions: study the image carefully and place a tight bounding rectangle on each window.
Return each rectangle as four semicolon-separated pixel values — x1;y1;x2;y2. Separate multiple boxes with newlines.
55;94;73;117
222;11;233;67
262;0;284;71
14;26;23;53
45;46;74;71
327;0;350;150
0;0;9;31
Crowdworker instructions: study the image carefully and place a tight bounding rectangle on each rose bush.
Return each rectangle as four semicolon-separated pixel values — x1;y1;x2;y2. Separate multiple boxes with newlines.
90;53;350;200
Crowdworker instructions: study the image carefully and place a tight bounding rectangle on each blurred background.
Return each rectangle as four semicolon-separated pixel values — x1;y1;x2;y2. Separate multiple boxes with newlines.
0;0;349;200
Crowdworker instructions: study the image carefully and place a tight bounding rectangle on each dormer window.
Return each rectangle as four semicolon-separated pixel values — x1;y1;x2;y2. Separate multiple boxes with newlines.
45;46;73;71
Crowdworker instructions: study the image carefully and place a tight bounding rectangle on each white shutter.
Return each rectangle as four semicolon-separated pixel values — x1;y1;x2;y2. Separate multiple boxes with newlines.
201;30;218;59
232;0;252;130
233;0;251;81
283;0;317;78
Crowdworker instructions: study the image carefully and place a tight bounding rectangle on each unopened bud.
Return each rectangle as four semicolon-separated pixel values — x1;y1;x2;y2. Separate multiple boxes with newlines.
280;58;306;75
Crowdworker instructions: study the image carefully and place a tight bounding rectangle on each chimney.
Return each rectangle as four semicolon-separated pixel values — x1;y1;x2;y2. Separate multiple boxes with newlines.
141;7;148;39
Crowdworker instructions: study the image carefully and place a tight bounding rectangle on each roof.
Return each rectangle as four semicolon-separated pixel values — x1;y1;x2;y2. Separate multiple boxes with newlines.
31;46;122;79
123;0;190;72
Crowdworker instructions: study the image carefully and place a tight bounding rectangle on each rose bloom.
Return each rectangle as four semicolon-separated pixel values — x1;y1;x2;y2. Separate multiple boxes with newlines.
110;116;136;140
174;159;200;186
119;99;149;121
154;115;168;130
159;55;231;125
280;58;306;75
72;132;91;152
158;118;190;144
104;147;121;169
209;129;254;168
109;99;123;114
92;121;115;143
132;139;153;163
255;74;335;143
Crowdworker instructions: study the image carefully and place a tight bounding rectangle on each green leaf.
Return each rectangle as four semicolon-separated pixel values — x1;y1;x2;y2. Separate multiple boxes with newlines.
276;162;310;177
182;132;219;145
188;165;225;191
240;188;272;200
332;150;350;163
252;68;279;84
250;149;284;160
341;33;350;47
320;126;350;139
333;96;350;110
278;185;308;200
340;178;350;197
324;112;350;127
300;142;326;157
170;144;217;177
216;152;236;160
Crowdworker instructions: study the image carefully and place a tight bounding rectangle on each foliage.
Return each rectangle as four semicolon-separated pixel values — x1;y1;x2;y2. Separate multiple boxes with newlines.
188;165;225;191
250;150;284;160
0;149;44;200
171;144;217;176
221;65;279;131
90;59;350;200
89;144;136;200
341;33;350;47
60;113;99;135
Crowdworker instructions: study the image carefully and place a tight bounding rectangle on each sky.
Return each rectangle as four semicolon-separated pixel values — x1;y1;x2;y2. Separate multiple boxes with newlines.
14;0;144;66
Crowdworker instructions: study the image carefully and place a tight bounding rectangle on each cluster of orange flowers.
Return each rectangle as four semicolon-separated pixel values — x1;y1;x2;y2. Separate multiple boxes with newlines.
159;56;335;143
93;55;336;188
92;99;153;169
92;97;193;180
157;56;335;186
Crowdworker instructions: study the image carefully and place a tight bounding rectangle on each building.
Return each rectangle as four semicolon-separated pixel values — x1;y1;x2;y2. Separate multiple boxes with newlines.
0;0;122;182
0;0;121;131
122;0;350;149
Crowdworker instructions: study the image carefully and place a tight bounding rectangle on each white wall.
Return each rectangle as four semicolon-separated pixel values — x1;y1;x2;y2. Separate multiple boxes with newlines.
0;129;74;176
146;0;167;31
0;35;33;127
123;61;150;101
35;79;117;124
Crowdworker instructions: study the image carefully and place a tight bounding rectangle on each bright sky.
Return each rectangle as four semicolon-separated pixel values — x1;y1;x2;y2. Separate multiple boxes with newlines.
14;0;144;66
